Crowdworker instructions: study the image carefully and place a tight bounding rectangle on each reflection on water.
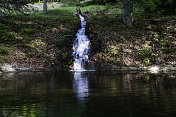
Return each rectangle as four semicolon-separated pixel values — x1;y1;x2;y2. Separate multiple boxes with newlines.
73;72;89;102
0;71;176;117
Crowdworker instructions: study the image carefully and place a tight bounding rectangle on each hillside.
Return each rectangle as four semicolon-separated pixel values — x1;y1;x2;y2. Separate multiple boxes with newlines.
0;5;176;71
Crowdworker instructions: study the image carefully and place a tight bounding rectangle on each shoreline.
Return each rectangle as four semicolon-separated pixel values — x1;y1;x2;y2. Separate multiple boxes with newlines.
1;63;176;73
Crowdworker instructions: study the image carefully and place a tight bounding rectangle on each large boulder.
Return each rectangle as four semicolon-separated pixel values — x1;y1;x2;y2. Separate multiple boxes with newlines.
1;63;17;73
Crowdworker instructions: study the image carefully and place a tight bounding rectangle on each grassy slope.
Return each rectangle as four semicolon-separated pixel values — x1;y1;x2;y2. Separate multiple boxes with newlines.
0;4;176;69
82;5;176;67
0;7;79;69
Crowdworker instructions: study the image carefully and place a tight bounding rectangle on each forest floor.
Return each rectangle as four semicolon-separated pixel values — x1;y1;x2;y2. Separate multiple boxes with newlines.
0;5;176;71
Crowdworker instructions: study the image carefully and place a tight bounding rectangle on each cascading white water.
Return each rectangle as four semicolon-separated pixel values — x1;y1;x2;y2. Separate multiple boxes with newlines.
72;14;91;71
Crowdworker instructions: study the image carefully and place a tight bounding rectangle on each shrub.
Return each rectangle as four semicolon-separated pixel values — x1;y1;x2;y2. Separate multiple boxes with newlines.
142;0;176;16
0;31;15;41
20;28;36;34
0;46;9;55
61;0;80;6
0;23;15;41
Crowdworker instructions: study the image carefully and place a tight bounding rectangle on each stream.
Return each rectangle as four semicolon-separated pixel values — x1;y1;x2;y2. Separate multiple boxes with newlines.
0;71;176;117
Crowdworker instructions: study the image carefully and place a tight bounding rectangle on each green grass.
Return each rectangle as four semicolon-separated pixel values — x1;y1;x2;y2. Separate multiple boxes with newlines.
17;6;79;22
82;5;106;13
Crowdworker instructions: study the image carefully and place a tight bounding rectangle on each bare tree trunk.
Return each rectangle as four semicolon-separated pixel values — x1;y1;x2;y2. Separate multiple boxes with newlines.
123;0;133;26
43;0;47;15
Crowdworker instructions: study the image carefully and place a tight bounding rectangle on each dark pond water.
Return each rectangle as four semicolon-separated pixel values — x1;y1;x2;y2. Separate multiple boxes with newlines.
0;71;176;117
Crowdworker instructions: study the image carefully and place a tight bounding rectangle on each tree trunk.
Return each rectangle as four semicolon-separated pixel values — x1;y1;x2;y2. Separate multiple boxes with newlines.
43;0;47;15
123;0;133;26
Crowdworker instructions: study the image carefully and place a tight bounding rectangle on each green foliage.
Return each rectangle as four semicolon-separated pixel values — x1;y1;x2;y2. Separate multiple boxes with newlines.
82;0;119;5
76;1;94;7
144;58;151;66
61;0;80;6
0;31;15;41
138;48;153;66
0;23;15;41
110;48;118;55
82;5;106;13
58;50;68;60
57;35;72;43
142;0;176;16
107;56;120;65
0;56;10;63
52;4;56;8
0;0;29;16
20;28;36;34
138;49;151;58
0;46;9;55
0;23;9;30
159;38;171;46
25;43;35;48
28;51;36;56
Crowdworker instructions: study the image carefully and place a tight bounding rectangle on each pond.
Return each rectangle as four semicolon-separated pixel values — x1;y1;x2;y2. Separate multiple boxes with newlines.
0;71;176;117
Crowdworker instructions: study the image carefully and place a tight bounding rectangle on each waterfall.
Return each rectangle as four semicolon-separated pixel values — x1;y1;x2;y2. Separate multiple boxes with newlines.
72;14;94;71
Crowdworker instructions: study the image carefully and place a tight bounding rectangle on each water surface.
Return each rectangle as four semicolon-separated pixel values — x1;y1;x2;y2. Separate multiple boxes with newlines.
0;71;176;117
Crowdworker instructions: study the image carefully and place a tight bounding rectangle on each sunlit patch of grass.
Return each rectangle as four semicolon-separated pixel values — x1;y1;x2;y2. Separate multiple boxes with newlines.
51;6;77;14
18;7;79;22
82;5;106;13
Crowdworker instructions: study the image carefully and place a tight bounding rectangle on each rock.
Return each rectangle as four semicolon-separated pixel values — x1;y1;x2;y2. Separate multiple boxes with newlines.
141;67;148;71
167;65;176;71
47;44;54;50
112;65;119;70
1;63;17;73
128;67;139;71
161;67;169;72
121;67;129;71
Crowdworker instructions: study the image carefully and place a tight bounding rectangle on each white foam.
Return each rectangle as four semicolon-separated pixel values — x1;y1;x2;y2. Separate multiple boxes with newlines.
72;14;92;71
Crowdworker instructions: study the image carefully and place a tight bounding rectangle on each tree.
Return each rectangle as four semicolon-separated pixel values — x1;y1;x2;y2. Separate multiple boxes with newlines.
43;0;48;15
123;0;133;26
